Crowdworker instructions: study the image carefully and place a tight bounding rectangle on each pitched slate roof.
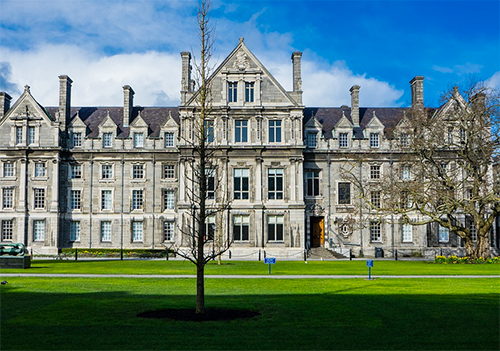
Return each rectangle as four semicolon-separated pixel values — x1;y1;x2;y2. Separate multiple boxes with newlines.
46;107;180;138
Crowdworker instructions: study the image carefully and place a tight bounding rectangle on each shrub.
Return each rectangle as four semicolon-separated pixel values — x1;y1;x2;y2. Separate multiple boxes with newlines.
434;255;500;264
60;248;172;258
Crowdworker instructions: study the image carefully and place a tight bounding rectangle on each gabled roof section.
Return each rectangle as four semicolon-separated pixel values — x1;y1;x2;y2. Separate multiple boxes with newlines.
304;116;323;130
160;110;179;129
364;112;384;129
1;85;54;127
185;38;300;107
130;111;148;128
68;112;86;128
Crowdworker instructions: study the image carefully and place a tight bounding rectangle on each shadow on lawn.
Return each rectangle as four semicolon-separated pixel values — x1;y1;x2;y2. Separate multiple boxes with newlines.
1;288;499;350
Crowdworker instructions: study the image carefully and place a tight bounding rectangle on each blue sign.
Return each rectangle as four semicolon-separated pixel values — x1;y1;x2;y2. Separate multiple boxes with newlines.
366;260;374;267
265;257;276;264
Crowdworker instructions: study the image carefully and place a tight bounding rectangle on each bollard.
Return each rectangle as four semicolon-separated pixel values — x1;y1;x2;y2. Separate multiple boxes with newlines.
229;250;232;259
349;249;352;261
394;249;398;261
75;248;78;261
258;249;261;261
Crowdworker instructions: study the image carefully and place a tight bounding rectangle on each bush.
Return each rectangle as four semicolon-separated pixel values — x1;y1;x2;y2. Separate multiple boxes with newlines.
434;255;499;264
60;248;172;258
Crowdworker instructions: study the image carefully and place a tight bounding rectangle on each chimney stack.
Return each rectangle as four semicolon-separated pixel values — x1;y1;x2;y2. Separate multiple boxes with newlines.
123;85;135;128
58;75;73;131
350;85;360;127
291;51;303;104
0;92;12;121
410;76;424;109
181;51;192;105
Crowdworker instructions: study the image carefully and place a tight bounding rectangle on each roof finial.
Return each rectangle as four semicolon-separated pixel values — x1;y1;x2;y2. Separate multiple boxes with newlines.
24;85;30;93
239;37;244;44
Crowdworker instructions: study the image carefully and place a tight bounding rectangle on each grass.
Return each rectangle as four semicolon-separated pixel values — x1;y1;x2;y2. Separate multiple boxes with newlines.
2;258;499;276
1;276;499;350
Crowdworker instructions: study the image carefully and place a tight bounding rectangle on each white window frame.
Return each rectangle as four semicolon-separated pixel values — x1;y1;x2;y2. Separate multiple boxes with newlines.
134;133;144;148
71;132;82;147
245;82;254;103
33;220;45;241
233;215;250;242
103;132;113;148
228;82;238;103
165;132;175;147
34;162;46;177
1;219;13;241
16;126;23;145
163;165;175;179
70;221;81;242
370;165;381;179
163;220;175;242
370;191;381;209
132;189;144;210
233;168;250;200
402;223;412;242
370;221;381;242
401;165;411;180
235;120;248;143
33;188;45;209
164;189;175;210
101;190;112;211
267;215;284;242
268;168;284;200
370;132;379;148
101;164;113;179
306;170;320;197
2;188;14;209
307;132;317;148
70;189;82;210
101;221;112;242
28;126;35;145
132;221;143;242
70;164;82;179
268;120;282;143
132;164;144;179
438;224;449;243
3;162;14;177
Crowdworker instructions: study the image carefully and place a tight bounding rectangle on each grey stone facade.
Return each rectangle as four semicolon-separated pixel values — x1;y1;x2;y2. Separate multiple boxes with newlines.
0;38;497;257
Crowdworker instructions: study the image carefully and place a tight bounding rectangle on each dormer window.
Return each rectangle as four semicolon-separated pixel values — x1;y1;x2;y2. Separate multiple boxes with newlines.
28;126;35;145
103;133;113;148
245;82;254;102
228;82;238;103
16;127;23;145
370;133;379;148
307;132;317;148
339;133;348;148
134;133;144;148
71;132;82;147
165;132;174;147
400;133;410;148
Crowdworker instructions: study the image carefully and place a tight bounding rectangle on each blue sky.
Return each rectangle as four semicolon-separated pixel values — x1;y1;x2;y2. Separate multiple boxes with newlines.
0;0;499;108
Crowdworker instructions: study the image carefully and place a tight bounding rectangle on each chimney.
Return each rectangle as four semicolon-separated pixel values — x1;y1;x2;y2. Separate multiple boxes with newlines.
181;51;192;104
410;76;424;109
0;92;12;121
350;85;360;127
58;75;73;131
123;85;135;128
291;51;303;104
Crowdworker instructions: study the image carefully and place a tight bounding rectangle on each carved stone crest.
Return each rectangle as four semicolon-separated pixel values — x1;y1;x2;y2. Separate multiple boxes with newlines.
307;203;325;216
233;51;250;71
335;216;354;237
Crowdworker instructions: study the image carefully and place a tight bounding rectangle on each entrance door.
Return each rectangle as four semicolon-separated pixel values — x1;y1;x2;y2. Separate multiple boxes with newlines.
310;216;324;248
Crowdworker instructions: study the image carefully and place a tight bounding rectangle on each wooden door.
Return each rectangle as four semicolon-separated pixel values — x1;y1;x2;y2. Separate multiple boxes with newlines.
310;216;324;247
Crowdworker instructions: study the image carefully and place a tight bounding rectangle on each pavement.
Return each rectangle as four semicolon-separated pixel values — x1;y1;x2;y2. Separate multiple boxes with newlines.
1;273;498;279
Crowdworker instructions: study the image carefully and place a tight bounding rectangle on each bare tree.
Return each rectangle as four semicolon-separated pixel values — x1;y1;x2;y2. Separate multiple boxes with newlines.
343;81;500;259
174;0;231;314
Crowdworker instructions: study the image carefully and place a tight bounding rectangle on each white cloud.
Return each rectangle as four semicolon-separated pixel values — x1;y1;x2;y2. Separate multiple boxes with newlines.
486;71;500;90
0;45;181;106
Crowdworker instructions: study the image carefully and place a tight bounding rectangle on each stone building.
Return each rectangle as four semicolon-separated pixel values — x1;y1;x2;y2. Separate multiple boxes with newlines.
0;38;498;257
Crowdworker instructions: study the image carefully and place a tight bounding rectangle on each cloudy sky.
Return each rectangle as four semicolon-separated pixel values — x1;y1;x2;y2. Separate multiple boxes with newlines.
0;0;499;108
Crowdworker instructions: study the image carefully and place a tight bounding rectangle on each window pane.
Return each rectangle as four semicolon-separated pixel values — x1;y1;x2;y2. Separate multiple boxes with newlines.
338;183;350;204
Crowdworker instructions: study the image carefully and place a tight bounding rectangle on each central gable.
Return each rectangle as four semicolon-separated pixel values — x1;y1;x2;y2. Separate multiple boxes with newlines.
185;38;299;108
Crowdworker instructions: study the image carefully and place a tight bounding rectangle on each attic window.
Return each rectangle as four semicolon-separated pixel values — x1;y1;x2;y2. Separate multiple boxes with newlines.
228;82;238;103
134;133;144;148
71;132;82;147
165;132;174;147
370;133;379;148
103;133;113;148
307;132;317;148
245;82;254;103
339;133;348;148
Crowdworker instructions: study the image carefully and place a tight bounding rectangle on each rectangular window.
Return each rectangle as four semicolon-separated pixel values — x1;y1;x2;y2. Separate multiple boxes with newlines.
101;190;112;210
438;224;449;243
228;82;238;103
235;120;248;143
204;120;214;143
370;221;381;242
70;190;81;210
447;127;454;145
34;188;45;209
134;133;144;148
206;168;215;200
307;133;317;148
306;170;320;197
16;126;23;145
101;165;113;179
402;223;412;242
71;132;82;147
1;220;13;241
268;120;282;143
469;220;477;242
245;82;254;102
132;221;143;242
132;165;144;179
268;215;284;242
103;133;112;148
400;191;413;209
101;221;111;242
163;165;175;179
205;215;215;241
2;188;13;209
3;162;14;177
401;165;411;180
370;133;379;148
164;220;175;241
132;190;143;210
28;126;35;145
268;169;284;200
370;165;381;179
233;215;250;241
35;162;46;177
163;190;175;210
338;182;351;205
370;191;381;209
165;132;174;147
234;168;249;200
339;133;348;148
33;220;45;241
70;221;80;242
70;164;82;179
400;133;410;148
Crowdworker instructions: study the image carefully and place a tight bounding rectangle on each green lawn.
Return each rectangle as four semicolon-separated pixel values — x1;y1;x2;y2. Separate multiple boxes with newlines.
1;276;499;350
2;258;499;275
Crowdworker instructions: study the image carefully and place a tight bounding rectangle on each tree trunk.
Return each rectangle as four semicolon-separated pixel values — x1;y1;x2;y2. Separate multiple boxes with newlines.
473;233;491;259
196;262;206;314
464;237;474;258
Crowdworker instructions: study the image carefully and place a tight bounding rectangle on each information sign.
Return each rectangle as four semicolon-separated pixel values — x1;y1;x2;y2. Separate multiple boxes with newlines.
264;257;276;274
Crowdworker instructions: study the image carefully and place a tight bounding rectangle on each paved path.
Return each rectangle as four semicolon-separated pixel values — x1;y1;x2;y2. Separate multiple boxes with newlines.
1;273;499;279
